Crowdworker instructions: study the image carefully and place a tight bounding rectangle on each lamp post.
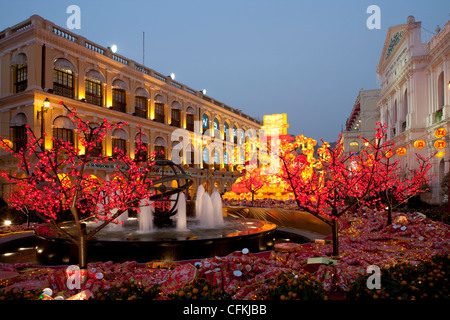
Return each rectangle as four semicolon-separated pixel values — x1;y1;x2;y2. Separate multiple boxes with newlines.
37;98;50;150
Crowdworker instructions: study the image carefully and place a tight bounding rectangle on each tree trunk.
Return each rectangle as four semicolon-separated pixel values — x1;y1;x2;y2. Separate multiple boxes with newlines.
252;192;255;201
332;218;339;257
387;205;392;225
78;222;88;269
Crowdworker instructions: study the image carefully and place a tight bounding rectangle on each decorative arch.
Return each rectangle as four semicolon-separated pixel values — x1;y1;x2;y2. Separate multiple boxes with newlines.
53;57;78;73
85;68;106;83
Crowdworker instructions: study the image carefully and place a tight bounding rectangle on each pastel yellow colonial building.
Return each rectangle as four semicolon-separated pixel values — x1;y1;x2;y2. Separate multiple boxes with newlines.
0;15;262;198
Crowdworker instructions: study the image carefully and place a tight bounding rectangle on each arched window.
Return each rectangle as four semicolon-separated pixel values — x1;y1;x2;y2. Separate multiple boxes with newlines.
53;116;74;147
10;113;27;153
85;123;102;157
171;101;182;128
224;122;230;141
392;100;397;136
214;118;220;132
438;71;445;109
53;58;76;98
233;125;238;144
224;151;229;170
135;132;149;161
135;87;149;119
10;53;27;93
112;128;128;156
186;106;195;132
402;89;408;132
202;147;210;169
154;95;166;123
186;144;195;167
112;79;128;112
85;69;105;106
202;114;209;134
214;149;221;170
154;136;167;160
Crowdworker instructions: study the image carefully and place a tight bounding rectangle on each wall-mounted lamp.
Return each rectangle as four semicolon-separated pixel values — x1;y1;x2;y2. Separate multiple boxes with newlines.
37;98;50;150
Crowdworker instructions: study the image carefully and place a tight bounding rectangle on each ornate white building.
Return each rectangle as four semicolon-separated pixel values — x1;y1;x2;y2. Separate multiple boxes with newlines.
377;16;450;203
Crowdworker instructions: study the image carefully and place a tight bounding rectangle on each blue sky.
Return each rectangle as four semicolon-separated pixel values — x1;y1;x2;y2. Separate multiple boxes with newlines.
1;0;449;142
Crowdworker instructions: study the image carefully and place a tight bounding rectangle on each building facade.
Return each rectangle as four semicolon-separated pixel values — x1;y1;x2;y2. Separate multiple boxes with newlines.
0;15;263;199
341;89;380;153
377;16;450;203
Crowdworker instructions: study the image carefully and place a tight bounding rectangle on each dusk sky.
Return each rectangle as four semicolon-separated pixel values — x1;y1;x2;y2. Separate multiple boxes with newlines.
1;0;449;142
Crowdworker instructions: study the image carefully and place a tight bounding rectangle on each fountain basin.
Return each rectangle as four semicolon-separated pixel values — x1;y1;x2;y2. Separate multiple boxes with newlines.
34;217;277;264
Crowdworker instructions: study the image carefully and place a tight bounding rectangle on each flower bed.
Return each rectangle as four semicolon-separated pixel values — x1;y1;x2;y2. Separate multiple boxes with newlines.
0;208;448;300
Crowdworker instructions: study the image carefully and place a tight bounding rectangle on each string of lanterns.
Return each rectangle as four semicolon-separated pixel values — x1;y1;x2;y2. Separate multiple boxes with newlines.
392;127;447;158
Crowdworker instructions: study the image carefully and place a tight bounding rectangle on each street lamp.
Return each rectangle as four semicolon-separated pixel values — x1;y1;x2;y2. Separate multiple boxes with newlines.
37;98;50;150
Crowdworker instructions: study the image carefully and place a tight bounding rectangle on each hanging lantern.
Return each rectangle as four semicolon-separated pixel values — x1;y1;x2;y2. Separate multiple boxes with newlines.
0;139;13;151
434;139;446;150
436;151;446;158
414;139;426;150
385;150;393;158
434;127;447;139
396;147;407;156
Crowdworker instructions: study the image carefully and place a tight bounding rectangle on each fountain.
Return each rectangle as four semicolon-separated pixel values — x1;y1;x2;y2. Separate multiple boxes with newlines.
211;190;224;227
138;199;153;232
195;185;205;221
34;160;277;264
176;193;187;231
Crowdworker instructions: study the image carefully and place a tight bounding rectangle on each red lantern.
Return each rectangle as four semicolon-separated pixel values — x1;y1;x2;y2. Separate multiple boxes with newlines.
414;139;425;150
434;127;447;139
396;147;407;156
434;139;446;150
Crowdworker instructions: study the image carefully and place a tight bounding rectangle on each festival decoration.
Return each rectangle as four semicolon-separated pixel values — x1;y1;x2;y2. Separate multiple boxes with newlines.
0;139;13;151
396;147;407;156
434;139;446;150
434;127;447;139
0;103;159;269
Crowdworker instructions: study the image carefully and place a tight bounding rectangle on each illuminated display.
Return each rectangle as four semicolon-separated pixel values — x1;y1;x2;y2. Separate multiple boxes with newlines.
434;139;446;150
434;127;447;139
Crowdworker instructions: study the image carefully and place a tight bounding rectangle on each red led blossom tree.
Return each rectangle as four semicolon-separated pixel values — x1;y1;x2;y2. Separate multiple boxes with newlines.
274;123;433;256
367;134;434;225
0;102;156;269
239;167;267;201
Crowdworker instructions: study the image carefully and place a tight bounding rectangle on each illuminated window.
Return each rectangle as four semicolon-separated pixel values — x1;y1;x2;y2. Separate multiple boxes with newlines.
171;109;181;127
85;79;102;106
154;103;165;123
349;141;359;153
53;68;74;99
112;88;126;112
135;96;148;118
202;114;209;133
15;64;27;93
